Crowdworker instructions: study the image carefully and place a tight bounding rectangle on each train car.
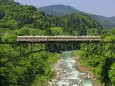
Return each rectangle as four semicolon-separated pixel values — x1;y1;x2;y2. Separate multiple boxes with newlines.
17;36;101;42
75;36;101;42
17;36;48;42
32;36;47;42
47;36;76;42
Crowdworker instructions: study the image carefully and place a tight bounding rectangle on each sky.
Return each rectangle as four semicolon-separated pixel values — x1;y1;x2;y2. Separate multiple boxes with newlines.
14;0;115;17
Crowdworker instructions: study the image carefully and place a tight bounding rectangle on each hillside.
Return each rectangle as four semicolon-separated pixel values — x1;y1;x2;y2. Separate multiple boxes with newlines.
89;14;115;28
39;4;78;16
39;5;115;29
109;16;115;25
0;1;102;35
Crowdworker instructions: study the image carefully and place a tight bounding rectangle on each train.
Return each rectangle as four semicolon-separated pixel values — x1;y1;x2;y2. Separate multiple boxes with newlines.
17;36;101;42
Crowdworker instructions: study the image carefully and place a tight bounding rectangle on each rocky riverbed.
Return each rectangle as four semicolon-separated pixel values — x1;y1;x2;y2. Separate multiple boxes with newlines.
47;51;95;86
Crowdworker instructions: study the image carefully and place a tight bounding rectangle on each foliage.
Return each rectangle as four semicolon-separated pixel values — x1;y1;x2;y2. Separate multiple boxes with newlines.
60;13;102;35
0;0;102;35
109;63;115;86
50;27;64;35
0;27;59;86
77;28;115;86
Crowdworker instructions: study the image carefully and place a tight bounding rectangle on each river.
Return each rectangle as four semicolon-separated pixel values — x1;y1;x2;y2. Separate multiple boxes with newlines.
48;51;93;86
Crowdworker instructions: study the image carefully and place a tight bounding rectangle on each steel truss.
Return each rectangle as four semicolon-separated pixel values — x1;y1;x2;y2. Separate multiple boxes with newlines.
0;42;115;59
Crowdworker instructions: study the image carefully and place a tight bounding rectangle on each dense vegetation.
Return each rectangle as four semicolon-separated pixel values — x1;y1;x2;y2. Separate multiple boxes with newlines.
0;0;114;86
0;28;60;86
77;28;115;86
0;0;102;36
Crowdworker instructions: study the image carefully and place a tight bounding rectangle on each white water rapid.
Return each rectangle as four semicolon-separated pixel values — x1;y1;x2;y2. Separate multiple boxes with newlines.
49;51;93;86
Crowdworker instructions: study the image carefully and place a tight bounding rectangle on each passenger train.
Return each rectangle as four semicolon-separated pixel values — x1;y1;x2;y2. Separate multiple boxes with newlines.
17;36;101;42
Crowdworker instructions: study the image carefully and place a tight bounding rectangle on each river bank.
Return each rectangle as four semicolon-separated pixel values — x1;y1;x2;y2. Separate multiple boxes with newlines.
47;58;66;86
74;55;97;80
74;53;104;86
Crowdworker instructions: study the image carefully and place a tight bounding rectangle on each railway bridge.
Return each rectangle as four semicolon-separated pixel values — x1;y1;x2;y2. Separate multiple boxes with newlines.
0;36;115;59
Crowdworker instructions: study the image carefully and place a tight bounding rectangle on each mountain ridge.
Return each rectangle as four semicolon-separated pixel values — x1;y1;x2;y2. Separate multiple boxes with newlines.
39;4;78;16
39;4;115;28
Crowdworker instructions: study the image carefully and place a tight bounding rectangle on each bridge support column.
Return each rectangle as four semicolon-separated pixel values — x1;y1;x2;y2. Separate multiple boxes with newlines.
61;43;64;50
65;43;68;51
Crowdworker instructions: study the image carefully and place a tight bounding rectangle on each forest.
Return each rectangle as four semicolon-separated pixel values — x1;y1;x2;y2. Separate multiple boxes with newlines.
77;29;115;86
0;0;115;86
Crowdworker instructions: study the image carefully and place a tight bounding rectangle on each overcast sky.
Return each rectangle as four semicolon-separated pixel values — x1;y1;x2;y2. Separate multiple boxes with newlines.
14;0;115;17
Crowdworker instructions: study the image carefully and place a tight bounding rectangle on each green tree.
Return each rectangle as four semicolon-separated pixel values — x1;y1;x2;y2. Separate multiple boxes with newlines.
110;28;115;36
50;27;64;35
109;63;115;86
